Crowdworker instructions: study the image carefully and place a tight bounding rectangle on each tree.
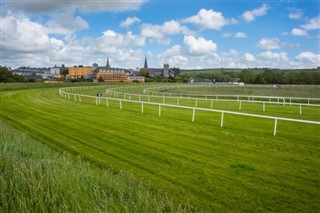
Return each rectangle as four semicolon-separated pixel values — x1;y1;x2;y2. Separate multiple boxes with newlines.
0;66;25;82
97;76;104;82
171;67;180;77
239;70;256;83
139;68;149;77
61;68;69;79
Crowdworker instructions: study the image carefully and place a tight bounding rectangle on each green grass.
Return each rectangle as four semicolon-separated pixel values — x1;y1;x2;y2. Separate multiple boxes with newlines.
1;83;320;212
0;121;193;212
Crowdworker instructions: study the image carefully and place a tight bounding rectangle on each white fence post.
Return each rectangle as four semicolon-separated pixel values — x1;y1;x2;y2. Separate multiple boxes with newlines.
300;104;302;115
221;112;224;127
274;119;278;136
141;102;144;113
120;100;122;110
106;98;109;107
192;108;196;122
263;102;266;112
195;98;198;107
159;105;161;116
239;101;242;110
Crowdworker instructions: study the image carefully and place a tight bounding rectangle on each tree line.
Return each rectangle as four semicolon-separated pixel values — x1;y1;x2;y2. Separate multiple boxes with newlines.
180;68;320;85
0;66;29;82
239;69;320;84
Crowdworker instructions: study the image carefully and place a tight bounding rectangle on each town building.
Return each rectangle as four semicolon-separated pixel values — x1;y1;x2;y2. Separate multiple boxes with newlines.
12;67;50;79
68;66;93;79
49;64;67;79
143;57;174;78
93;58;144;83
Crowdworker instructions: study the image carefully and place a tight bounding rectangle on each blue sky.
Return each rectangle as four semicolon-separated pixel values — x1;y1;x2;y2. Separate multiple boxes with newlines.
1;0;319;69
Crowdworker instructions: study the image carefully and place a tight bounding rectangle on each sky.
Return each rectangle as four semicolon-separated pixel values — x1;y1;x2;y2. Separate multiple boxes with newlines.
1;0;320;69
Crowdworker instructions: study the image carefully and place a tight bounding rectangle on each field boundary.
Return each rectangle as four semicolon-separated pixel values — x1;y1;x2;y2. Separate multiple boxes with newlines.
59;85;320;136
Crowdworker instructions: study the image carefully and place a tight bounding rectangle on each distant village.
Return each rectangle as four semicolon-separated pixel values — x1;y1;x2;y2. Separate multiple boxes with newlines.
10;57;176;83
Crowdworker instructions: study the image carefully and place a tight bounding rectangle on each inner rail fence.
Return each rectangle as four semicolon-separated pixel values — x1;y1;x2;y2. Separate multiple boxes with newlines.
105;86;320;116
142;84;320;106
59;86;320;136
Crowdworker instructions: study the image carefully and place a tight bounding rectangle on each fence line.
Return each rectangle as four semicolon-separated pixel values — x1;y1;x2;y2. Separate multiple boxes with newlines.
59;87;320;136
106;86;320;108
142;84;320;105
105;89;320;117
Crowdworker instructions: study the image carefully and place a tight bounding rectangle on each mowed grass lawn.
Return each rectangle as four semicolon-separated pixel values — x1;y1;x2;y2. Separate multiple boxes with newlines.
1;85;319;212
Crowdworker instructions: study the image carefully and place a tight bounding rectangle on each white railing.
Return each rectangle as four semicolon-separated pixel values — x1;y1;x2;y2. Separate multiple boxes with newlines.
104;87;320;117
59;86;320;136
142;84;320;106
106;84;320;107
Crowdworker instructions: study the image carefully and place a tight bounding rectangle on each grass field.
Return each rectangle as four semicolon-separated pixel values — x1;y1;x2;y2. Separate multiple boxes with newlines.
1;83;319;212
0;120;190;212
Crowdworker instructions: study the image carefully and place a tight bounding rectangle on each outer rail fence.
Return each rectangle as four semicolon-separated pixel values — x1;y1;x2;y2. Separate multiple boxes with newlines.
59;86;320;136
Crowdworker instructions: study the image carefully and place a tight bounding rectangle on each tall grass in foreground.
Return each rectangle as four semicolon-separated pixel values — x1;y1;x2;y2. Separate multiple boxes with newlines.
0;120;194;213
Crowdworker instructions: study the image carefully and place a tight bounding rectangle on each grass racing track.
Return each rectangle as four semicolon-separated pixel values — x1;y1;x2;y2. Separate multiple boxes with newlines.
1;85;319;212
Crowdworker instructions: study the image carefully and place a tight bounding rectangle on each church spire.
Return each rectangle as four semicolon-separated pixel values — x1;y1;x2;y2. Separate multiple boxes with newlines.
144;56;148;69
106;57;111;68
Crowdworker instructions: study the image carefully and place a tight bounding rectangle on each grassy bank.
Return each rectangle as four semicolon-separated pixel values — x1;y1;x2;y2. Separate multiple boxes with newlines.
0;120;193;212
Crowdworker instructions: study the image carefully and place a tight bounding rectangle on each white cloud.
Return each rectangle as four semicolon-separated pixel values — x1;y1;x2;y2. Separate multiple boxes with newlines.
183;8;237;30
45;11;89;36
296;51;320;66
302;16;320;30
230;49;238;55
235;32;247;39
222;32;232;38
0;13;63;54
183;35;217;55
291;28;308;36
244;53;255;62
120;16;141;28
259;51;288;61
157;45;188;67
92;30;145;53
0;12;146;68
6;0;147;13
141;20;193;45
288;8;303;20
243;4;269;22
257;38;280;50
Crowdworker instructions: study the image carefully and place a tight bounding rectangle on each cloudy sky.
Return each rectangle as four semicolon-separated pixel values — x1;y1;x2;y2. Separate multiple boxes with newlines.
1;0;319;69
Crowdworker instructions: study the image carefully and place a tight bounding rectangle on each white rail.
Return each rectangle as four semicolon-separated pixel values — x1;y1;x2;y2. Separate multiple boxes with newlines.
59;86;320;136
